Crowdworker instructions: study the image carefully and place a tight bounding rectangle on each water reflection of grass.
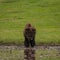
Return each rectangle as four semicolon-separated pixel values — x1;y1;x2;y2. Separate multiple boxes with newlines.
0;46;60;60
36;49;60;60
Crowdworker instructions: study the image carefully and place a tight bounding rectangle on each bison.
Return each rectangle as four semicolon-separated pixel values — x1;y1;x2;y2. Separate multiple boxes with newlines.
24;23;36;47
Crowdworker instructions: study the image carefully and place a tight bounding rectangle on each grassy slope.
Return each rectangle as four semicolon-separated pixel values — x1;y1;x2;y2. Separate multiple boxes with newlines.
0;0;60;45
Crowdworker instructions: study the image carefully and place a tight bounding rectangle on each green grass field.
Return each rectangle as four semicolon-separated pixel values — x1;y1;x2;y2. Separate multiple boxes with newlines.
0;0;60;45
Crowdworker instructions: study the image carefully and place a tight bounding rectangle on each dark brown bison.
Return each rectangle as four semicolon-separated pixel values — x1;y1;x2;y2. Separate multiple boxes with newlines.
24;23;36;47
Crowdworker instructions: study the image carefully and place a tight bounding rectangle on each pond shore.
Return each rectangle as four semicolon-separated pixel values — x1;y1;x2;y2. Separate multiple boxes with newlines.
0;45;60;50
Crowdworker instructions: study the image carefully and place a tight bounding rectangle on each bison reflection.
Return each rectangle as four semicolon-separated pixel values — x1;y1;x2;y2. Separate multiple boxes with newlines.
24;48;35;60
24;23;36;47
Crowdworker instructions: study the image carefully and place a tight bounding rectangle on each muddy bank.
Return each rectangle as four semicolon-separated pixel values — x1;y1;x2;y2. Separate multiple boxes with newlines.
0;45;60;50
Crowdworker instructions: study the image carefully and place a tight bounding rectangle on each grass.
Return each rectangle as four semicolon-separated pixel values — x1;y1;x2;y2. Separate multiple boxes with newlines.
0;0;60;45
